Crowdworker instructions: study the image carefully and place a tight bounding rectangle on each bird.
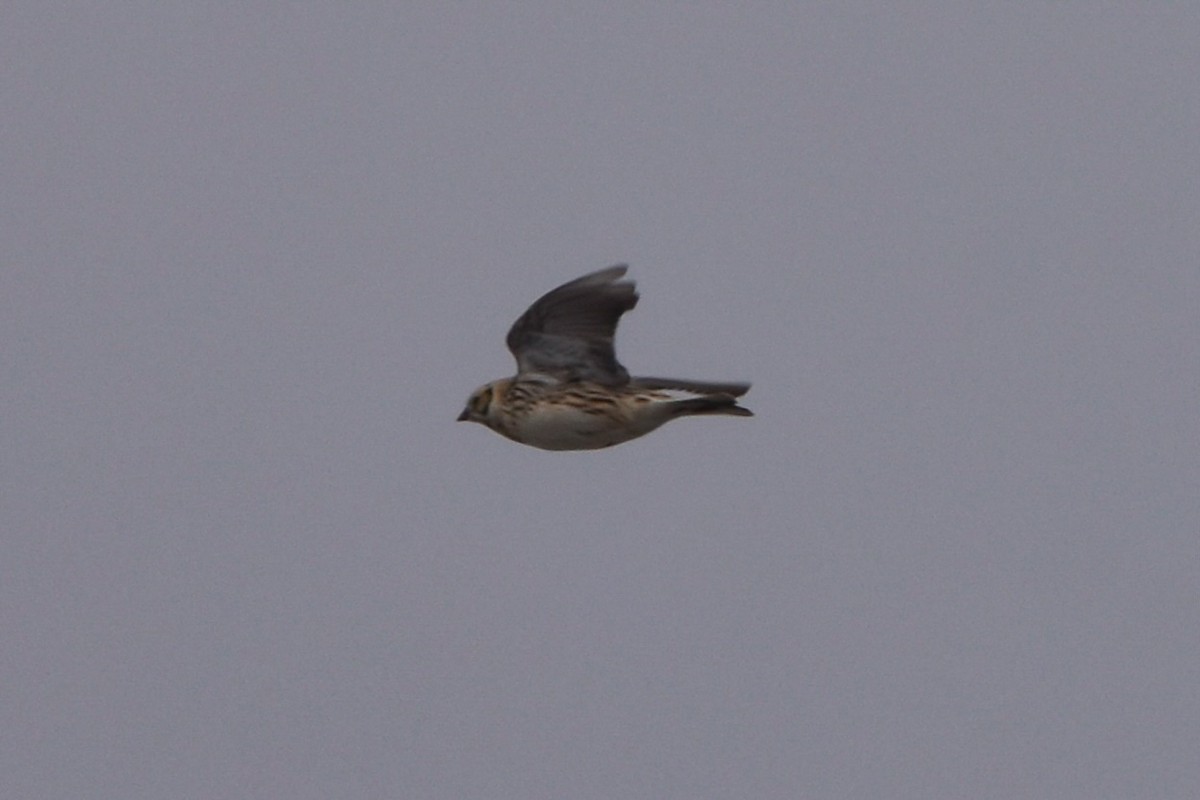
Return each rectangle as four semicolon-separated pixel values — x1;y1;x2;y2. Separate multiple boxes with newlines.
457;265;752;450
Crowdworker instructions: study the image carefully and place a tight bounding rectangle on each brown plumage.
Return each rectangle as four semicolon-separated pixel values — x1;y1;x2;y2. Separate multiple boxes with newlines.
458;266;752;450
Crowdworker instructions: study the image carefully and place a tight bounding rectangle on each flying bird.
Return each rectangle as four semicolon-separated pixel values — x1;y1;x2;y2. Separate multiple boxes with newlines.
457;265;752;450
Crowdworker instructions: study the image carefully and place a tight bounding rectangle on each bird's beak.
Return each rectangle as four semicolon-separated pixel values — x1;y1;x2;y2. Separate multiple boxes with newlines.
456;408;470;422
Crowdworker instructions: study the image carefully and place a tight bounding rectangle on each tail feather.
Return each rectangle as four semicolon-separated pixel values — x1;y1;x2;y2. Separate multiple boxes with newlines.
633;377;751;397
670;393;754;418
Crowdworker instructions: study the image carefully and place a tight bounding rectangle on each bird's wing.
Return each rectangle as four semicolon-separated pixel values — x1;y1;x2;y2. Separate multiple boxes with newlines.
505;265;638;385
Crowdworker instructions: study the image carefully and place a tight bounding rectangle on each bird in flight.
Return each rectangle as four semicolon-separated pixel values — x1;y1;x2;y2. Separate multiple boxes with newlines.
457;265;752;450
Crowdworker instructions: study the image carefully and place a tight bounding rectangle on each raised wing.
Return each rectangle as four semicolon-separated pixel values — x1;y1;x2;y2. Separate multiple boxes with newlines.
505;265;638;385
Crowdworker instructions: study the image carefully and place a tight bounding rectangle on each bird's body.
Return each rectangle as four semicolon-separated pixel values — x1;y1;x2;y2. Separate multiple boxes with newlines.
458;266;752;450
468;375;751;451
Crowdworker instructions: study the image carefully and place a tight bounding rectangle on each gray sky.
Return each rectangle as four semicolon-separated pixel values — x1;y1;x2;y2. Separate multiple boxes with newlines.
4;5;1198;799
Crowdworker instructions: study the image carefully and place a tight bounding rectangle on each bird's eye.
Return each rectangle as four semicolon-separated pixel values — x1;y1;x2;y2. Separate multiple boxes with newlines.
473;388;492;413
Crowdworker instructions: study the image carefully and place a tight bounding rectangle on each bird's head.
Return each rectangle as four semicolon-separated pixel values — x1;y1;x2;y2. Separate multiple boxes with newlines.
457;380;503;425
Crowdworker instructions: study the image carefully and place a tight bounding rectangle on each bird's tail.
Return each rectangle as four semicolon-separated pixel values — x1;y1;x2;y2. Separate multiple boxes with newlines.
670;393;754;418
633;377;751;397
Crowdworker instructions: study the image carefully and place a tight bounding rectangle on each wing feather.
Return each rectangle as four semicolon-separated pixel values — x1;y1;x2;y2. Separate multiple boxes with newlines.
505;265;638;385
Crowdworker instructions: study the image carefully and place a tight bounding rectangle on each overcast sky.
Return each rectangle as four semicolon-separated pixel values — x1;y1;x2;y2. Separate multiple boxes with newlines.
4;5;1199;799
